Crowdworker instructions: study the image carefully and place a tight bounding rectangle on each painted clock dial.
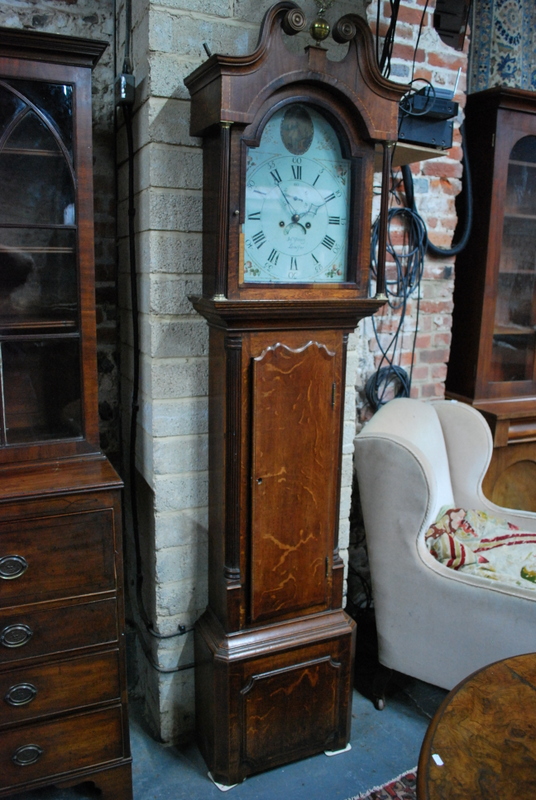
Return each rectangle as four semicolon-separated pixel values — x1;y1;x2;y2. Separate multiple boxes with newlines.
243;103;351;283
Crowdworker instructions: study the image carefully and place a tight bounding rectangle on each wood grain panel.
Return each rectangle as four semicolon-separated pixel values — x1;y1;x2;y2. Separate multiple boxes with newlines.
0;599;117;664
0;650;120;725
0;706;124;790
419;653;536;799
250;341;340;622
242;655;340;766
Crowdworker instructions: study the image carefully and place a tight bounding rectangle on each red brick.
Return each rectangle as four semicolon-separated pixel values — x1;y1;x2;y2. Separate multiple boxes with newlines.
429;232;458;248
419;300;454;315
395;24;418;42
421;382;444;397
431;363;448;380
442;215;460;231
427;52;467;71
396;4;431;26
428;177;461;196
433;332;452;347
419;348;450;364
392;42;425;63
415;333;432;349
412;68;433;85
432;315;454;331
397;351;417;367
371;21;390;37
411;365;430;381
423;160;463;179
416;315;433;332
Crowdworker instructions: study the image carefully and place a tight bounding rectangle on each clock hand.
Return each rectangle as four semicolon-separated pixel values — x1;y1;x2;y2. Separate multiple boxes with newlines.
304;200;326;217
276;184;298;217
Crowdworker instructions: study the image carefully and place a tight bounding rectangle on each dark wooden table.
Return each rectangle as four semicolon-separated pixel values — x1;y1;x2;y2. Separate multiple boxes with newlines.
417;652;536;799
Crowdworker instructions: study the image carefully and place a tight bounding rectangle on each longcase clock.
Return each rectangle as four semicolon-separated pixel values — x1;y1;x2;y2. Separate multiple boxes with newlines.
185;2;403;785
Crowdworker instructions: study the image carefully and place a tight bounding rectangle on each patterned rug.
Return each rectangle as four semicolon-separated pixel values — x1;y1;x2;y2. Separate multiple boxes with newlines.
347;767;417;800
470;0;536;91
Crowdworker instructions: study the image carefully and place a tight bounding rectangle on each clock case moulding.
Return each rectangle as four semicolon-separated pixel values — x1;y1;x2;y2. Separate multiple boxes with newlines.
185;2;404;787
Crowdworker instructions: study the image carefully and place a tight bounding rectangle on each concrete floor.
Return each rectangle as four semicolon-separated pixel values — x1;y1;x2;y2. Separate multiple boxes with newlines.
6;675;447;800
131;677;446;800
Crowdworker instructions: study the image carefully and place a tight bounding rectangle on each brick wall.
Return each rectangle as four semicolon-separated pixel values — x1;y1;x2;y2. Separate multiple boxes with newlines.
357;0;469;422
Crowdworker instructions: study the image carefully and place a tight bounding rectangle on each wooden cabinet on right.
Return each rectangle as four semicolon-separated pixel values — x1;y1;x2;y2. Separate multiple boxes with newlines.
446;88;536;511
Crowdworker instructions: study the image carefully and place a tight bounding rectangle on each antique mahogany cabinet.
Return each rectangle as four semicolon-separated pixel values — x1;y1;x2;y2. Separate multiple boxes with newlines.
185;2;402;785
446;88;536;511
0;29;132;798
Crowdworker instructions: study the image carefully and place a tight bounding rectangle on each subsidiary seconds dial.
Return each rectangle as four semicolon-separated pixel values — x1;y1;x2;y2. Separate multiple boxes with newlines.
243;104;351;283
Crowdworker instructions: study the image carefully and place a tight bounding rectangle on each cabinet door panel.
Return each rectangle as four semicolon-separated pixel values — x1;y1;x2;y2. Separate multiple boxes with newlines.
250;340;341;622
242;654;340;767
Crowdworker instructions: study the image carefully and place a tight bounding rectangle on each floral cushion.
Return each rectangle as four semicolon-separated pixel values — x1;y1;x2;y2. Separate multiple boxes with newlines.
425;507;536;591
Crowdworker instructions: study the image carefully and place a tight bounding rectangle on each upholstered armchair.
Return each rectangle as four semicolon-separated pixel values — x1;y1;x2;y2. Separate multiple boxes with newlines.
353;398;536;708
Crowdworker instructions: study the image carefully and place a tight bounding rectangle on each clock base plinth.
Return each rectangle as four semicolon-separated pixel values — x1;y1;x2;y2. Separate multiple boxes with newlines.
195;608;356;786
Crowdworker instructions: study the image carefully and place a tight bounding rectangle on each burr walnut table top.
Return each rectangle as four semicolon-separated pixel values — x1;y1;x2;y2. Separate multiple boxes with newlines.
417;652;536;799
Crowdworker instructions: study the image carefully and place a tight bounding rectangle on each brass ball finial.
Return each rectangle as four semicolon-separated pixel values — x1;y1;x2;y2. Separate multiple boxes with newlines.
310;16;330;42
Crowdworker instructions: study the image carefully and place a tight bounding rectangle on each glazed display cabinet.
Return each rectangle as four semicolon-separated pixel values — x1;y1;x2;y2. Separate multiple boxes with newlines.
446;88;536;511
0;29;132;799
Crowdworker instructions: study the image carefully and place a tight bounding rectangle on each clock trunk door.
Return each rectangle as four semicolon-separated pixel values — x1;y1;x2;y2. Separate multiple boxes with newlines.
249;337;342;623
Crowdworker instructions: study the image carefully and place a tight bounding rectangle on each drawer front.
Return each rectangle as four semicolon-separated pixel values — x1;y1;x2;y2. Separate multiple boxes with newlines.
0;599;117;665
0;650;120;725
0;510;116;606
0;705;125;790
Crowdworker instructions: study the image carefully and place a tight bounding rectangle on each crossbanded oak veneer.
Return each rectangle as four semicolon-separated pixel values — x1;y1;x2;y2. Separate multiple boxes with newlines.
185;2;403;785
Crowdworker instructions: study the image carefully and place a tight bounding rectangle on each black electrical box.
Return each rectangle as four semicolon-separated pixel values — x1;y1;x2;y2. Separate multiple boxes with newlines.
398;86;459;149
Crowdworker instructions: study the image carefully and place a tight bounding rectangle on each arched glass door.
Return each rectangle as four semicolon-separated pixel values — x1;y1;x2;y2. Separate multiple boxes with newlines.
492;135;536;384
0;79;81;444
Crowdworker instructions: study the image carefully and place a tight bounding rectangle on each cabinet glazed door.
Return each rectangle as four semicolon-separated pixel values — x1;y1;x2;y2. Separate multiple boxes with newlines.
250;339;342;623
492;132;536;387
0;78;82;445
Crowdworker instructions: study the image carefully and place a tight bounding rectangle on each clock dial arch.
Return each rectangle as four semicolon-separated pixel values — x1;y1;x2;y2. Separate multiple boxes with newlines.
241;100;361;285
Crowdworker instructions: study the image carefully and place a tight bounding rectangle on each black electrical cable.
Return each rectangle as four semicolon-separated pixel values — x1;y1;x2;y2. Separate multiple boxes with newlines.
123;104;190;649
370;207;427;307
378;0;402;78
120;2;189;656
401;122;473;257
367;205;427;409
364;365;411;409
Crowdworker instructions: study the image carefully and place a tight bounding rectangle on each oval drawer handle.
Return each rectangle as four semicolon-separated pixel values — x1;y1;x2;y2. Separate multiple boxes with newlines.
5;682;37;707
12;743;43;766
0;623;33;648
0;555;28;580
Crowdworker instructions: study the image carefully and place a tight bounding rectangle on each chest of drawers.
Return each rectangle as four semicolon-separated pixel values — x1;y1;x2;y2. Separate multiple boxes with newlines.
0;458;132;799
